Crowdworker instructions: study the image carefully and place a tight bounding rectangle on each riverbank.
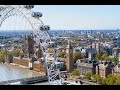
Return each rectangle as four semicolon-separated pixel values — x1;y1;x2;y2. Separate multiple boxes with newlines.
9;63;45;75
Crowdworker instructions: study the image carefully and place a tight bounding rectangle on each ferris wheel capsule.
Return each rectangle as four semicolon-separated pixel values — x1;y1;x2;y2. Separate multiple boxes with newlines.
32;12;42;18
54;62;64;69
39;25;50;31
44;25;50;30
39;25;44;30
23;5;34;9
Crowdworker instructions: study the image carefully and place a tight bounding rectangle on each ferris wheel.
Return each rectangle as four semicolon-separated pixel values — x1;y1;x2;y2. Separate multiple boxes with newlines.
0;5;63;85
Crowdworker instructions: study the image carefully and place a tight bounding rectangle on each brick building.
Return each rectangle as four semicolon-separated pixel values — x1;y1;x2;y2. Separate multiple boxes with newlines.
112;63;120;76
77;61;97;76
77;60;114;78
96;62;113;78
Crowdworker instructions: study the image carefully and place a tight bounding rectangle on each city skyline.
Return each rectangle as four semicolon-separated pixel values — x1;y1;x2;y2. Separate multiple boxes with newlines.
1;5;120;85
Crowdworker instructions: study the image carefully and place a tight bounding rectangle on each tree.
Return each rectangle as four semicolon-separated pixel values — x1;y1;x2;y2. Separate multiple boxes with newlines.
115;57;119;63
107;57;119;63
0;49;8;59
70;69;80;76
101;52;108;61
104;57;110;61
73;52;83;61
58;52;65;58
84;72;92;80
92;75;102;83
0;49;9;63
100;51;107;56
105;74;117;85
0;52;5;63
110;57;116;62
46;49;53;53
95;53;101;61
11;50;20;57
115;76;120;85
101;78;106;85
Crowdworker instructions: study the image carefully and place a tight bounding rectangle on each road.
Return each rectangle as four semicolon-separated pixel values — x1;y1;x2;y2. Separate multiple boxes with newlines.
31;79;100;85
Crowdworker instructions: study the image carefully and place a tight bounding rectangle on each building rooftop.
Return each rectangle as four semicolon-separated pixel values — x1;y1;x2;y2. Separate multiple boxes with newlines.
86;48;96;53
13;57;31;61
57;58;66;62
77;62;93;68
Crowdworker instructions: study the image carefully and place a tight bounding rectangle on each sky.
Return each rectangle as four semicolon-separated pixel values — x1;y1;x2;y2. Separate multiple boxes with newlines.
1;5;120;30
32;5;120;30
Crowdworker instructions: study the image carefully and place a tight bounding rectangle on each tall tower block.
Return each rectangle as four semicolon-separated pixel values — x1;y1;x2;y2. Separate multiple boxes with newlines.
66;40;74;72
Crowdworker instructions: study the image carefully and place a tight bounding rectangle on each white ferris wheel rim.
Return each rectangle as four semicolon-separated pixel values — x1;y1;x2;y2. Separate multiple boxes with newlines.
0;5;51;50
0;5;63;85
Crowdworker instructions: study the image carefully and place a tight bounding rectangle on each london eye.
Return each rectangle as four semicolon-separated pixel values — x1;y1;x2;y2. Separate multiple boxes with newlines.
0;5;63;85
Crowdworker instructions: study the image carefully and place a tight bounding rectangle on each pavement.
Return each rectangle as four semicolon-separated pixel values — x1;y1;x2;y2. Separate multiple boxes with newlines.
31;82;49;85
31;79;98;85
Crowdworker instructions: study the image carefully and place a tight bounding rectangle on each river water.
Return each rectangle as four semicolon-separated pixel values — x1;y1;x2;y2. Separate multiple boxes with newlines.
0;64;42;82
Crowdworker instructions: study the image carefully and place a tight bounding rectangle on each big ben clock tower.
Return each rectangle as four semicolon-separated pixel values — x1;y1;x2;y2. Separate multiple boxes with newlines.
66;40;74;72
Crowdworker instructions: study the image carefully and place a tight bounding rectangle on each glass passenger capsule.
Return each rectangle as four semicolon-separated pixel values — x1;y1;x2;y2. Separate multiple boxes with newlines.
32;12;42;18
23;5;34;9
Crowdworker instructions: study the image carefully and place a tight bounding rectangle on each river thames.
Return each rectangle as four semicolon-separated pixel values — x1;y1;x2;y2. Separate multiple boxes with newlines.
0;63;42;82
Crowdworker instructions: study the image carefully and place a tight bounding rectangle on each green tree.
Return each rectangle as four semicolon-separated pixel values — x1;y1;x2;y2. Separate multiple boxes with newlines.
0;49;9;63
100;51;106;56
110;57;115;62
0;52;5;63
70;69;80;76
104;57;110;61
11;50;20;57
115;76;120;85
108;57;119;63
73;52;83;61
84;72;92;80
95;53;101;61
101;78;106;85
115;57;119;63
92;75;102;83
0;49;8;54
58;52;65;58
101;52;108;61
46;49;53;53
106;74;117;85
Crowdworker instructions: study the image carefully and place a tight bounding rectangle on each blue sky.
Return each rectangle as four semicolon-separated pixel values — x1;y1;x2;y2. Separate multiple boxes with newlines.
32;5;120;30
1;5;120;30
